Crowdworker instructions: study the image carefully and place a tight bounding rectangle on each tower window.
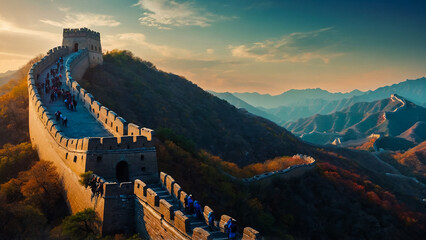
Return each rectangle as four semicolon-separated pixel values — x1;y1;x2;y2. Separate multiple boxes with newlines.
140;155;144;161
91;45;93;50
73;156;77;163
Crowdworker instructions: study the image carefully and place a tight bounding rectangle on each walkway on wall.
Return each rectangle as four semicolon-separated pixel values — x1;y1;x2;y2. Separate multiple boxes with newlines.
147;183;229;239
39;52;112;138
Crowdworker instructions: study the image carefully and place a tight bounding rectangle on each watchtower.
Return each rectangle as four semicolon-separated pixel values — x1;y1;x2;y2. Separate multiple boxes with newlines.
62;27;103;67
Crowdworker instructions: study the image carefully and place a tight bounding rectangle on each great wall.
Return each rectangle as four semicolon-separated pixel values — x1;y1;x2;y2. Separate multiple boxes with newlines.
26;28;264;239
26;27;317;239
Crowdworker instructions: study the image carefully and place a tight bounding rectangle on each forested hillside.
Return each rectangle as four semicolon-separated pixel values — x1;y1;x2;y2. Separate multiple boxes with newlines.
0;60;70;239
81;50;306;166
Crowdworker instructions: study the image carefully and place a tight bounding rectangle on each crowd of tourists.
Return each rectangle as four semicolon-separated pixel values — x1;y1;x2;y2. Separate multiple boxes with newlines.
36;57;81;128
88;175;104;198
183;194;237;238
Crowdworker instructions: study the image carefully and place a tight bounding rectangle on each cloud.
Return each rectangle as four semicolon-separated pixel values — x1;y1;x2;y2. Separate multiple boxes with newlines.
40;12;120;28
0;18;60;40
206;48;214;54
58;7;70;12
103;33;192;58
133;0;215;29
230;27;343;63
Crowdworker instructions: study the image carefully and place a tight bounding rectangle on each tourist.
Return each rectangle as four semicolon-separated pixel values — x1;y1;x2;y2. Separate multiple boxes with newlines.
187;194;194;214
63;116;67;127
208;212;215;231
194;200;202;219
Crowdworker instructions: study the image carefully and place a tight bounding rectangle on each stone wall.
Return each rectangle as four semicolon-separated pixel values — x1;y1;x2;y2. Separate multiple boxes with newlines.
28;46;157;235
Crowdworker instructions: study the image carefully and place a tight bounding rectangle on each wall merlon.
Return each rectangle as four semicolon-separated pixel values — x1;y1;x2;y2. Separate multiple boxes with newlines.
107;111;118;124
173;183;181;200
242;227;263;240
174;210;189;233
180;191;187;208
85;93;94;106
91;101;102;116
159;199;174;221
165;175;175;195
160;172;167;186
147;188;159;207
140;128;153;141
114;117;128;136
134;179;147;198
203;206;213;225
128;123;141;136
192;227;212;240
67;138;78;150
219;215;234;230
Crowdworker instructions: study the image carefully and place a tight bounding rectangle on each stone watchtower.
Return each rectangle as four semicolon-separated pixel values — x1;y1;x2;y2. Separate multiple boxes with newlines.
62;28;103;67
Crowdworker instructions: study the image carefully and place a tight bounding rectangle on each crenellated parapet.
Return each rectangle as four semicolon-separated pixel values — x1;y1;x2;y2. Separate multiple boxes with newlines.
133;172;263;240
63;28;101;41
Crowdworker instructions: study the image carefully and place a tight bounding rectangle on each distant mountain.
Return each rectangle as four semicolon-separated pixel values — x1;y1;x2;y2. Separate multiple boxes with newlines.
227;78;426;124
232;88;364;108
207;91;280;123
398;121;426;144
284;94;426;146
0;70;18;87
80;50;307;166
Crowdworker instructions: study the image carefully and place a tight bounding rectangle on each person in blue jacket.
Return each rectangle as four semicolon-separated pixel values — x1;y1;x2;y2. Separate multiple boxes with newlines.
187;194;194;214
194;200;202;219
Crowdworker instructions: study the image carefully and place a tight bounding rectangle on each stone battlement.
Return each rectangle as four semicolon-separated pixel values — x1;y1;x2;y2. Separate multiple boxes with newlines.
63;28;100;40
134;172;263;240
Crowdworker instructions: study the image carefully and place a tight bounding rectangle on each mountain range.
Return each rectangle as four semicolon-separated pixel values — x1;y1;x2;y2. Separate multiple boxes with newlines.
211;78;426;124
284;94;426;147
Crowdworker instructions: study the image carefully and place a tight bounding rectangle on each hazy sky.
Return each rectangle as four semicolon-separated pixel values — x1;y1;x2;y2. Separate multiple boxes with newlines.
0;0;425;94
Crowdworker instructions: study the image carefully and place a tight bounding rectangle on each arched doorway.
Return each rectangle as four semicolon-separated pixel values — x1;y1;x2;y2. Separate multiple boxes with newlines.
116;161;129;182
73;43;78;52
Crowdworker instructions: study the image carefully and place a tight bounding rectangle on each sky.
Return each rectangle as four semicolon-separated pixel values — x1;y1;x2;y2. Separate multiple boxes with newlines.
0;0;425;94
